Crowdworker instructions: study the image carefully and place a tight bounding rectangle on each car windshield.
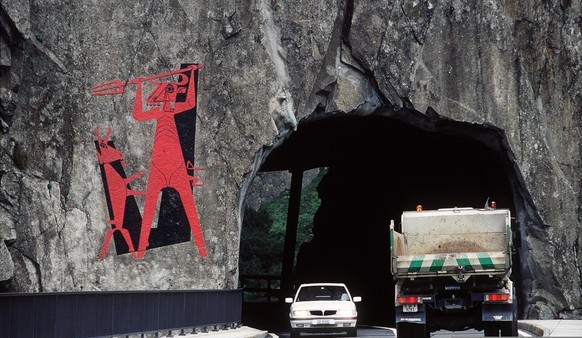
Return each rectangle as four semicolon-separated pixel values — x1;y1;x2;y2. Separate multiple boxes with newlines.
296;285;350;302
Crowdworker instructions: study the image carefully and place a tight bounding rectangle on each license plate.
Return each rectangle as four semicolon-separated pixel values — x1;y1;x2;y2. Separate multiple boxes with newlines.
313;319;334;325
403;304;418;312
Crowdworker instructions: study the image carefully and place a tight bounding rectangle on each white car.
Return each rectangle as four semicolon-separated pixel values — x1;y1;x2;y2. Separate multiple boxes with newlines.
285;283;361;337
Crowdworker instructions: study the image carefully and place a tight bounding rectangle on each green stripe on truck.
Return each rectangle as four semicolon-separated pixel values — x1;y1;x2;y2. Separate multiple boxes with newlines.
456;254;474;271
477;252;495;270
429;255;446;272
409;255;424;272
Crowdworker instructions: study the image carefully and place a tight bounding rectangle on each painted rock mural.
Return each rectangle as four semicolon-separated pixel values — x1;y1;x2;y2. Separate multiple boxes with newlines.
92;64;206;259
0;0;580;321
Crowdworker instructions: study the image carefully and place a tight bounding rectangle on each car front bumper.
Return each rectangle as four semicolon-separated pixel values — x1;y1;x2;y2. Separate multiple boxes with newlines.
290;317;357;331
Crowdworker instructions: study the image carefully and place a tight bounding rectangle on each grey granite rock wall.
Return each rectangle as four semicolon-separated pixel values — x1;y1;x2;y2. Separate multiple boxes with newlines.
0;0;580;319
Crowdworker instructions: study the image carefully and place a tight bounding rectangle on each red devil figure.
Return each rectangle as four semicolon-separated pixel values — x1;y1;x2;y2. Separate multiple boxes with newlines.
92;65;206;259
130;65;206;258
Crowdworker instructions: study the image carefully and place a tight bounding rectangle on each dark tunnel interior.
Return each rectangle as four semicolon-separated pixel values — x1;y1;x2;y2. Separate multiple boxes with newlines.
243;109;520;330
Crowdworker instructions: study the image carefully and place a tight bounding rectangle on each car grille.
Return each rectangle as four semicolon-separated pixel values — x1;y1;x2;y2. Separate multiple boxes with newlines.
310;310;337;316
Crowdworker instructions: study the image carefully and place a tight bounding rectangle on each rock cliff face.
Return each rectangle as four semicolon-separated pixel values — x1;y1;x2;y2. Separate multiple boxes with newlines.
0;0;580;320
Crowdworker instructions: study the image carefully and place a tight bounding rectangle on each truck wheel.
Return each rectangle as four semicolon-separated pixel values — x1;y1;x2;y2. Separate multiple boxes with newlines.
499;321;517;336
290;329;300;338
483;322;499;336
396;323;428;338
500;303;518;336
484;320;517;336
500;288;519;336
485;289;518;336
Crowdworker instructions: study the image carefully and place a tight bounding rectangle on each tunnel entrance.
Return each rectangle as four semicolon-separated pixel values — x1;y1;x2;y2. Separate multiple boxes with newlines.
241;107;522;330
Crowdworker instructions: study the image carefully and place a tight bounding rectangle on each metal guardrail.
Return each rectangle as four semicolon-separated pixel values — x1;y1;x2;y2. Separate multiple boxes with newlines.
239;275;282;303
0;289;242;338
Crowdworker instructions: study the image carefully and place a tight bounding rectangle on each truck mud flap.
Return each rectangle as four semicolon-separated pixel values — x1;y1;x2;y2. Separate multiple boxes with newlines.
396;304;427;324
482;303;514;322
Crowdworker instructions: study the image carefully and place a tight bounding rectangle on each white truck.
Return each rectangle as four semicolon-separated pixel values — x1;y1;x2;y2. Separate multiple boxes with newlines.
390;205;518;337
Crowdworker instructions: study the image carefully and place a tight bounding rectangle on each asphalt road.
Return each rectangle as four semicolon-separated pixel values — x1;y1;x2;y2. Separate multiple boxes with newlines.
275;325;535;337
275;326;395;337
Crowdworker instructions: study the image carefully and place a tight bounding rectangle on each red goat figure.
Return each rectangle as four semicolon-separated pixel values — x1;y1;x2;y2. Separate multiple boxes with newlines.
95;127;144;259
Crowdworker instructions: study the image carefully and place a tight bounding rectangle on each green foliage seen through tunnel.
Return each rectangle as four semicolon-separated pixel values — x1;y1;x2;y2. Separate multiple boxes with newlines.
240;168;326;277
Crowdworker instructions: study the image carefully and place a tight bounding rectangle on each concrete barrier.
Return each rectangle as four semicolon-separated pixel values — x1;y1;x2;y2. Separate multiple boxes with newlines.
519;321;551;336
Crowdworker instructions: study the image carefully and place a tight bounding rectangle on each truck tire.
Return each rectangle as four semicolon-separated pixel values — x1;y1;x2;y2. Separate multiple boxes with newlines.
396;322;428;338
484;320;517;337
499;321;517;336
483;322;500;336
500;292;518;336
290;329;300;338
485;288;518;336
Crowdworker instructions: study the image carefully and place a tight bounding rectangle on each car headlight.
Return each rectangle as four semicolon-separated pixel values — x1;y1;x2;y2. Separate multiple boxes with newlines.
337;309;356;317
292;310;310;317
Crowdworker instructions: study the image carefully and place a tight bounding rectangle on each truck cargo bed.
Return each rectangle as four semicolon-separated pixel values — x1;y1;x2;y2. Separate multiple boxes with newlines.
393;251;508;276
390;208;511;278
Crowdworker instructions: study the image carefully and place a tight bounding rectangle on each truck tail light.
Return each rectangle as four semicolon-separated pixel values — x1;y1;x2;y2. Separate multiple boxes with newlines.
398;296;421;304
484;293;510;302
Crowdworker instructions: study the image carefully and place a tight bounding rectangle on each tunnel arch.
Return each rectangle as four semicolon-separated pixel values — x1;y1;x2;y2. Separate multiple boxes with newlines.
242;106;532;328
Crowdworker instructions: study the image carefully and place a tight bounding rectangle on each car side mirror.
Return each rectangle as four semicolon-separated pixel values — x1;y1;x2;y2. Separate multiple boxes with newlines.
353;296;362;302
285;297;293;303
